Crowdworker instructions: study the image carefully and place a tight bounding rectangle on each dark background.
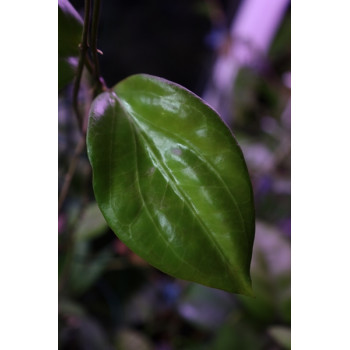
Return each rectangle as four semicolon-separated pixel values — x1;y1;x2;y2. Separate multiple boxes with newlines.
70;0;242;93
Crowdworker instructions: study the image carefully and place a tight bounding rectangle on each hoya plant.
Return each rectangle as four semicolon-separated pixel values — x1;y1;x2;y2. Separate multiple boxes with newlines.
58;0;255;296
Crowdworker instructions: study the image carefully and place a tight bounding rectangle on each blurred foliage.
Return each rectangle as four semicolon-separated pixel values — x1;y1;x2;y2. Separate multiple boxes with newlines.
58;0;83;91
59;1;290;349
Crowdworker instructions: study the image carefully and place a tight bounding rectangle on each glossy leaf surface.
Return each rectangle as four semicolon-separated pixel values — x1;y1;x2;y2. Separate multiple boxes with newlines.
87;74;255;295
58;0;82;90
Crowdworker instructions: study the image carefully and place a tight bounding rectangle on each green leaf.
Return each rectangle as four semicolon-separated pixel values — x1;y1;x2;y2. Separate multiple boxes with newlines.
58;0;83;90
87;74;255;295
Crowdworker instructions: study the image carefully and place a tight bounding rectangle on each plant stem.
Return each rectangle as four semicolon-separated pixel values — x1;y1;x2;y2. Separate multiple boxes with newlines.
59;0;106;211
91;0;105;96
73;0;91;132
91;0;101;80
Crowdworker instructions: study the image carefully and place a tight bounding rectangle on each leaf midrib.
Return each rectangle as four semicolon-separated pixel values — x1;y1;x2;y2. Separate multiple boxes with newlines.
124;103;250;249
122;98;205;278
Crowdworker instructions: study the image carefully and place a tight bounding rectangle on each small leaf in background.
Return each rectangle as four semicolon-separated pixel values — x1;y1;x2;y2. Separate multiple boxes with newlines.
87;74;255;295
58;56;78;92
58;0;83;57
75;202;109;242
69;242;112;295
238;221;291;324
59;299;86;318
115;328;153;350
58;0;83;90
209;316;264;350
178;284;235;330
268;326;291;349
59;313;114;350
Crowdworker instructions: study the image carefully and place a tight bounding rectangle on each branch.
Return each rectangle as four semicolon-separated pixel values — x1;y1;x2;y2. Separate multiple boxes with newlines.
73;0;91;132
59;0;107;211
90;0;107;97
91;0;101;82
